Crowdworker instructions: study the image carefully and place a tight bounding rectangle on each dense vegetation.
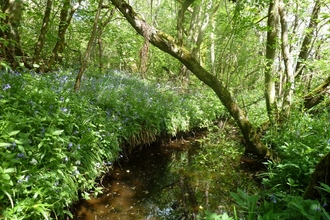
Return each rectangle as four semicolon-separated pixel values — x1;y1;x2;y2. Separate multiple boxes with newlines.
0;69;225;219
1;0;330;219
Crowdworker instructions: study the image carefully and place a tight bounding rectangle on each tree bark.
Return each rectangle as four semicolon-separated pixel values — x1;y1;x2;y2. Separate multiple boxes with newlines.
110;0;270;158
47;0;81;70
33;0;53;68
278;1;294;118
295;0;321;78
265;0;279;124
74;0;103;92
0;0;24;66
304;76;330;109
304;151;330;200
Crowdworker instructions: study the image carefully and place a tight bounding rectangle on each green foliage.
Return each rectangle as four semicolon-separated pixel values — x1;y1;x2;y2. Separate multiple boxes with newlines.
0;70;121;219
261;109;330;194
228;190;330;220
0;69;223;219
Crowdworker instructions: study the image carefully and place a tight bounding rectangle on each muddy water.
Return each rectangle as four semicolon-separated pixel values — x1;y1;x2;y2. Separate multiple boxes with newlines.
72;136;200;220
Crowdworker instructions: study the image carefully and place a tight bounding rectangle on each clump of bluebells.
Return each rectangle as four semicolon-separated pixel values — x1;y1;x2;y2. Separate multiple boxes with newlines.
0;69;224;219
0;70;120;219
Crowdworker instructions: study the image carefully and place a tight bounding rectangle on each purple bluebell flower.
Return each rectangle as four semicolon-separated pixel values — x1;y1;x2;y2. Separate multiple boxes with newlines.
3;83;11;90
17;153;25;158
270;194;277;203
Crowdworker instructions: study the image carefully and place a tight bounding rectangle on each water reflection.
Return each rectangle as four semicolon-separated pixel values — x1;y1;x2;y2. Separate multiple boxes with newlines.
72;137;197;220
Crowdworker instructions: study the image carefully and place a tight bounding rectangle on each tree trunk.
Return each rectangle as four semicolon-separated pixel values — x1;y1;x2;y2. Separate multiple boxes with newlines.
304;151;330;200
33;0;53;68
96;7;115;72
295;0;321;78
304;76;330;109
47;0;81;70
74;0;103;92
0;0;24;67
265;0;279;124
278;0;294;119
110;0;270;158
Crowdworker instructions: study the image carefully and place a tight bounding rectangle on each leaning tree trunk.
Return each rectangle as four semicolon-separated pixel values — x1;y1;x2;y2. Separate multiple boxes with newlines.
74;0;103;92
110;0;270;159
304;76;330;109
295;0;321;78
304;151;330;200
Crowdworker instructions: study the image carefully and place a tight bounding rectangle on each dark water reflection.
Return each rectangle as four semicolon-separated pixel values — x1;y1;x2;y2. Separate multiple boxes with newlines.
72;136;200;220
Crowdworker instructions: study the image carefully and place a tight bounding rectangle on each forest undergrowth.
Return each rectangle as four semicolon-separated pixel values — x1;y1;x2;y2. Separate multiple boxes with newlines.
0;69;224;219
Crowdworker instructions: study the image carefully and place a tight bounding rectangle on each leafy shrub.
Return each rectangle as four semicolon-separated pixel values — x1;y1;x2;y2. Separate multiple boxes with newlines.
261;108;330;194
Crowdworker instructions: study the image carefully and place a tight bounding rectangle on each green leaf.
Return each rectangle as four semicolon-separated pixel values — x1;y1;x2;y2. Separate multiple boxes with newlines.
8;130;20;136
0;142;10;147
52;130;64;136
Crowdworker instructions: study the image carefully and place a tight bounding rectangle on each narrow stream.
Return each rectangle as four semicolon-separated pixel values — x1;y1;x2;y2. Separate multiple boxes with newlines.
72;135;202;220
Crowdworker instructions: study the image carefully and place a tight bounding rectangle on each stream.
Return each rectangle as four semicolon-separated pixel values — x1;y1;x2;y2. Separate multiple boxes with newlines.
71;130;257;220
72;134;203;220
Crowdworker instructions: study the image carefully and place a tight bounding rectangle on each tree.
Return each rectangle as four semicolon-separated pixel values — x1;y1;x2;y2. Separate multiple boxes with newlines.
47;0;82;70
33;0;53;69
0;0;24;67
110;0;270;158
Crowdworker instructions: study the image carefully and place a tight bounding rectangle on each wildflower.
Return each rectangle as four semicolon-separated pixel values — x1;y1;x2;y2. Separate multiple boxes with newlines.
17;153;25;158
3;83;11;90
25;175;30;181
61;107;69;113
270;194;277;203
41;127;45;133
54;182;59;187
95;162;101;168
75;160;81;165
11;142;16;150
68;142;73;150
73;130;79;135
30;158;38;165
72;169;80;176
77;144;81;150
323;203;328;208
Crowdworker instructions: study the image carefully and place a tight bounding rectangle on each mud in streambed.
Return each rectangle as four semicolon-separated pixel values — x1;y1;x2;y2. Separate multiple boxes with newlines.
71;136;201;220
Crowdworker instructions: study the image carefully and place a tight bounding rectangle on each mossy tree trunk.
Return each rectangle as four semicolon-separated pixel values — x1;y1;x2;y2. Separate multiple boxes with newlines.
110;0;270;159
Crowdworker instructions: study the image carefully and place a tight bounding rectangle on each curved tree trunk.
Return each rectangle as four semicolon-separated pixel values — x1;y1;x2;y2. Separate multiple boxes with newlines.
304;151;330;200
110;0;270;158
